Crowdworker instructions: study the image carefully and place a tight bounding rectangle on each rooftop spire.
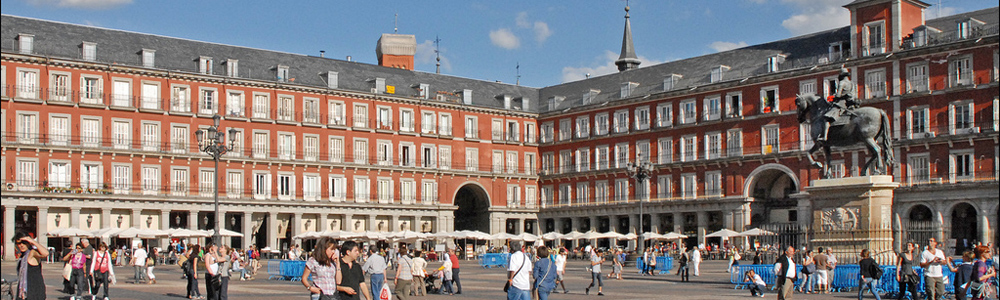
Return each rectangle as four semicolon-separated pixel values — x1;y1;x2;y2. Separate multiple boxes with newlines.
615;5;640;72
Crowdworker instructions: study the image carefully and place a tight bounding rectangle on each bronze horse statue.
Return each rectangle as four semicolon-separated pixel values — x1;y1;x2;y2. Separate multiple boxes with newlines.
795;93;894;178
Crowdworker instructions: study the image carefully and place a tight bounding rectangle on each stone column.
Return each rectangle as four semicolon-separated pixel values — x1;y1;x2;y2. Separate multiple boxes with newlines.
242;212;253;250
101;208;112;229
934;209;945;242
36;206;49;249
266;212;278;253
131;209;142;229
160;210;170;248
367;214;375;232
70;207;81;228
673;212;683;234
696;211;707;246
188;211;199;245
344;213;355;232
319;214;329;232
981;207;992;246
651;213;662;233
3;206;16;260
292;212;303;246
553;218;563;234
390;214;399;232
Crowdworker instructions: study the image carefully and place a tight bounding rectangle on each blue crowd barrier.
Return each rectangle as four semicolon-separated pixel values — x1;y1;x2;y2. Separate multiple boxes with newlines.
266;260;282;280
635;257;675;275
731;265;803;290
281;260;306;281
479;253;509;269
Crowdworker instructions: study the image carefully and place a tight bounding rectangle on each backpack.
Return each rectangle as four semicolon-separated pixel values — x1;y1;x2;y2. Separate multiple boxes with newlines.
181;257;193;274
870;263;883;279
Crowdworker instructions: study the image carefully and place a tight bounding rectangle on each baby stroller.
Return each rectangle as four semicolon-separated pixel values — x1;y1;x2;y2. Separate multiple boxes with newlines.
424;270;443;294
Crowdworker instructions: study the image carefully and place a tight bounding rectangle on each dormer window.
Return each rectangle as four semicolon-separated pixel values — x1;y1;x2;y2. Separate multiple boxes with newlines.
620;82;639;98
414;83;430;99
828;42;844;62
198;56;213;74
462;89;472;105
583;89;600;104
325;71;339;89
663;74;683;91
225;59;238;77
957;18;985;40
368;77;385;93
862;20;886;56
547;96;564;110
710;66;730;83
276;65;290;82
142;49;155;68
767;55;785;73
82;42;97;61
18;34;34;55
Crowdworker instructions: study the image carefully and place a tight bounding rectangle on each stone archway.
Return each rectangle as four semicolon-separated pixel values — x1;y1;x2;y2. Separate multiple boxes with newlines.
902;204;935;244
745;164;800;227
453;183;491;233
950;202;978;254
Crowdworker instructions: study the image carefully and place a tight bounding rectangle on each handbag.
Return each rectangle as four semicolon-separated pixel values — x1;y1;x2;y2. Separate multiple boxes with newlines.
968;281;986;298
504;253;527;293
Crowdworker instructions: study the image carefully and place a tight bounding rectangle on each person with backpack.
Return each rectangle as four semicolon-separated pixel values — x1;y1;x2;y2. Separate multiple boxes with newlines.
858;249;882;300
63;242;90;300
676;247;690;282
185;244;203;299
90;242;114;300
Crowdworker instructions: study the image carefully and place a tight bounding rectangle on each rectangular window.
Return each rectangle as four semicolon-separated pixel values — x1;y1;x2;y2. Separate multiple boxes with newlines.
950;101;974;134
252;131;269;159
635;106;650;130
17;160;38;190
112;164;131;194
465;116;479;139
596;145;610;170
199;57;213;74
227;130;243;158
524;122;535;143
557;119;571;141
576;147;591;172
950;56;973;87
48;115;70;146
226;91;244;117
864;69;887;98
170;86;190;113
613;110;629;133
705;171;722;196
400;180;416;204
525;186;537;208
277;96;295;122
907;107;930;138
508;185;522;207
16;69;39;99
329;176;346;202
680;135;697;162
760;86;778;113
726;129;742;157
439;146;451;170
199;89;216;115
252;93;269;119
50;73;71;102
594;182;608;204
466;148;479;171
16;112;38;144
863;21;885;56
48;161;71;188
656;103;673;127
636;140;650;162
354;177;370;203
18;34;33;54
82;42;97;61
657;138;672;164
763;125;780;154
140;82;160;110
420;111;434;134
907;63;929;93
303;135;319;161
593;113;609;136
679;99;697;124
681;173;697;199
705;132;721;160
400;143;414;166
328;101;346;125
82;77;102;105
799;80;817;95
354;139;368;164
657;175;672;199
524;152;536;175
507;120;519;142
277;133;295;160
225;59;238;77
506;151;518;173
421;180;438;205
277;174;293;200
614;179;629;202
950;151;974;182
80;117;101;147
376;141;393;166
439;113;453;136
252;172;270;199
226;171;242;199
703;96;721;121
493;150;504;173
558;184;572;205
423;145;438;168
303;175;320;201
329;137;344;163
112;120;131;150
141;166;159;195
141;122;159;151
202;170;217;197
111;80;131;107
378;107;392;130
614;143;629;168
354;104;369;128
908;154;930;184
725;92;742;118
171;168;188;196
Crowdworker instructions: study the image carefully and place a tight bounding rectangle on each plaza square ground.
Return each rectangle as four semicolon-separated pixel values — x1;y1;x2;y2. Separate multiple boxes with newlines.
2;259;906;300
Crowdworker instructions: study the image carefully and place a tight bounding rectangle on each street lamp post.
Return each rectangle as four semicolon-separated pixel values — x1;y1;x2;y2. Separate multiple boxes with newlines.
625;156;654;254
196;115;237;246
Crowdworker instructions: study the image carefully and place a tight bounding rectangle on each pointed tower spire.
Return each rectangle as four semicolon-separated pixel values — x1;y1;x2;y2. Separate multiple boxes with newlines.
615;5;641;72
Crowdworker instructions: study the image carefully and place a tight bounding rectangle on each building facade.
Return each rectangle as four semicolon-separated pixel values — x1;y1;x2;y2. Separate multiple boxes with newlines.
2;0;998;259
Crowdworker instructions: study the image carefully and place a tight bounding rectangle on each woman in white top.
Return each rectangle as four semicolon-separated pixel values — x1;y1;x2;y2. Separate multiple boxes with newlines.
204;242;221;300
410;250;428;296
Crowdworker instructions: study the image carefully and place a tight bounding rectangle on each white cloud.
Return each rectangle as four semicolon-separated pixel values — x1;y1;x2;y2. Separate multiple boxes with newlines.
533;21;552;43
780;0;851;36
26;0;132;10
708;41;749;52
561;50;665;83
516;12;531;29
490;28;521;50
415;40;451;72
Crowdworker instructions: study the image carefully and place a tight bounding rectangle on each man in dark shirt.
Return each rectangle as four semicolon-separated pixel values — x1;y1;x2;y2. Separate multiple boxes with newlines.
337;241;371;300
82;238;96;294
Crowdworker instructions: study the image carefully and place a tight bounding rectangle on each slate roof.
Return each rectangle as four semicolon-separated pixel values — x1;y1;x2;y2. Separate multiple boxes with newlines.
2;6;997;115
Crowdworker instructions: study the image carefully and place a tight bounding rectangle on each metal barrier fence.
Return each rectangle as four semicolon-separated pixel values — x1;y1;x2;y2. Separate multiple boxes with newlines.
266;260;307;281
479;253;509;269
733;264;972;299
634;256;675;275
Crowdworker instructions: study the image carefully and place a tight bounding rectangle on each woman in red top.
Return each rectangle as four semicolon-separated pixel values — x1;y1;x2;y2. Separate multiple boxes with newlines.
90;242;114;300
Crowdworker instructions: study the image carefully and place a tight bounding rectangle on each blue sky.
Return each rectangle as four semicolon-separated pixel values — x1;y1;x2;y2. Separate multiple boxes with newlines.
2;0;994;87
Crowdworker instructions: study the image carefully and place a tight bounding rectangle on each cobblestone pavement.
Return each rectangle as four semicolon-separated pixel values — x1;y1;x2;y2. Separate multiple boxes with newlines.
3;259;870;300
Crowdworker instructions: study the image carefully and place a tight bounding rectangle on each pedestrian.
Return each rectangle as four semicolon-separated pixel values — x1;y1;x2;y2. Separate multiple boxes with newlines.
12;232;49;300
394;245;413;300
204;242;221;300
691;245;702;276
584;247;604;296
826;247;838;288
799;249;815;294
410;250;427;296
336;240;371;300
553;248;570;292
218;246;231;300
302;237;339;300
948;250;974;300
506;241;533;300
185;244;203;299
130;242;148;284
147;247;158;284
90;242;114;300
81;238;96;295
858;249;882;300
969;245;995;300
446;247;463;294
438;253;454;295
532;246;558;300
362;245;388;299
920;238;948;300
647;249;658;276
64;242;89;300
895;242;920;300
744;269;766;297
773;246;797;300
677;247;690;282
814;247;830;294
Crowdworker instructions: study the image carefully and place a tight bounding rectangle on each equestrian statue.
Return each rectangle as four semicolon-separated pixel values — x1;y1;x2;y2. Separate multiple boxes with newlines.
796;69;894;178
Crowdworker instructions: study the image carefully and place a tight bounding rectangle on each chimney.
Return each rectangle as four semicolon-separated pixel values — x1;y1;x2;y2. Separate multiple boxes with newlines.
376;33;417;70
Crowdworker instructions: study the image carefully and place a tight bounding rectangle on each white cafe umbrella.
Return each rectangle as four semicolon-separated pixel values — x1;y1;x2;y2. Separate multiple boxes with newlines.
292;231;321;240
705;229;741;239
621;233;639;240
541;232;563;240
166;228;210;238
461;230;493;240
514;232;539;242
92;227;125;239
599;231;626;239
641;232;664;240
117;227;167;239
561;230;584;240
48;227;96;238
490;232;517;240
578;231;603;240
206;228;244;237
738;228;777;237
659;232;690;240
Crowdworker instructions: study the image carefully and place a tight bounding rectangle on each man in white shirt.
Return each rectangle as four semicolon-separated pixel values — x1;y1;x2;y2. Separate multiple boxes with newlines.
554;248;569;293
920;238;948;300
691;246;703;276
131;243;148;284
506;241;532;300
773;246;796;300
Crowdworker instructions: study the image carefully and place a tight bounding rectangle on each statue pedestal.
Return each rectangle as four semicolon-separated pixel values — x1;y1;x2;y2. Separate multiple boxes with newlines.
805;175;898;262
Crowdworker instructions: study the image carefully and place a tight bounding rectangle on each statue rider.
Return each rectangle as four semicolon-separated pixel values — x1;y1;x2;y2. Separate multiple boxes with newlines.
818;69;857;142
